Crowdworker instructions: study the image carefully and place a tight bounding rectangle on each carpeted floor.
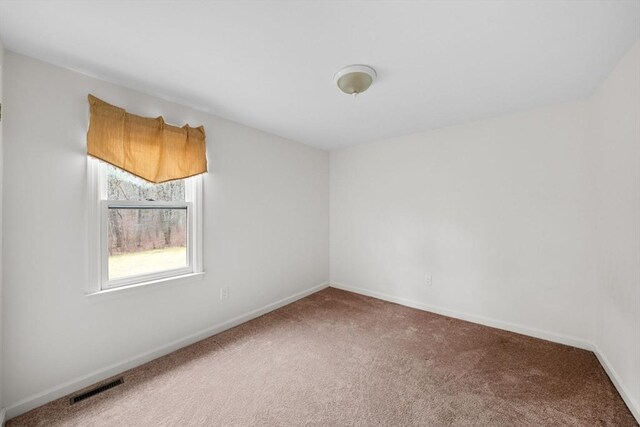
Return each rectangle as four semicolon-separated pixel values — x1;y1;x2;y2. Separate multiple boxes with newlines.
7;288;637;426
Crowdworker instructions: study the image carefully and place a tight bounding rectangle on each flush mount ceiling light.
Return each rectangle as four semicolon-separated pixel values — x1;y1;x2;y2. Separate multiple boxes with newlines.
334;64;377;97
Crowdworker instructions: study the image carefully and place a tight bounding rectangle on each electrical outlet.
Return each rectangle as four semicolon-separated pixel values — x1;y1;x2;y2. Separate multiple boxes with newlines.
425;274;433;287
220;286;229;300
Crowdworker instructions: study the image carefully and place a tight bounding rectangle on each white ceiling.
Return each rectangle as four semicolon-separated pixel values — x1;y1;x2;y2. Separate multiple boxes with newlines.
1;1;638;150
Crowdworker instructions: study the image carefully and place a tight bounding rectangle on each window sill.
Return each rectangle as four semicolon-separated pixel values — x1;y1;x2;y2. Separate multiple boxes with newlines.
86;272;205;298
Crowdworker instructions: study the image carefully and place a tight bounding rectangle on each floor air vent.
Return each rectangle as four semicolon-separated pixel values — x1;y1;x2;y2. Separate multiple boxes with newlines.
70;378;124;404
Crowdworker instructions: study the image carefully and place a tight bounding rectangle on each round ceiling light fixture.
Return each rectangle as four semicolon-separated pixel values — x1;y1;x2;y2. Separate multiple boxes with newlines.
334;64;377;97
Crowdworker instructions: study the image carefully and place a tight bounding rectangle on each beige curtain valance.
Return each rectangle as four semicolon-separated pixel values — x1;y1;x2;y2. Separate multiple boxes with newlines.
87;95;207;183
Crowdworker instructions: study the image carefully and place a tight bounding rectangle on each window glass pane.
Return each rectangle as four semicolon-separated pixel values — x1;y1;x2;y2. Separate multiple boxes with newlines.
108;207;187;280
106;164;185;202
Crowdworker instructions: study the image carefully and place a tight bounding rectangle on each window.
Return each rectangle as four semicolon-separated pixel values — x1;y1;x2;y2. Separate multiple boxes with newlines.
88;158;203;292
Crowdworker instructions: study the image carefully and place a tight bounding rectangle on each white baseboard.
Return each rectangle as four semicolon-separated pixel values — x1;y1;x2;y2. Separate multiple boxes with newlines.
592;345;640;422
331;282;639;424
330;282;592;350
5;282;329;420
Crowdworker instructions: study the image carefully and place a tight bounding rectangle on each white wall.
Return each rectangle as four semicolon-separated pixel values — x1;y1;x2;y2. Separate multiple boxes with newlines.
591;40;640;417
330;100;597;345
1;52;329;416
330;40;640;419
0;38;5;417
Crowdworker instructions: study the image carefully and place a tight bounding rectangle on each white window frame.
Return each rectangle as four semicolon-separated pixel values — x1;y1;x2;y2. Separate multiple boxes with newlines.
87;158;203;294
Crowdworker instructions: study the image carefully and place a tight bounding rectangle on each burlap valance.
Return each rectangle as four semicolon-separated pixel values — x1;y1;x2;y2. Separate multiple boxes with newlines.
87;95;207;183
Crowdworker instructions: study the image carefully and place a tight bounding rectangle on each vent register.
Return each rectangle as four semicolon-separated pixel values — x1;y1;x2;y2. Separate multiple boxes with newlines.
70;378;124;404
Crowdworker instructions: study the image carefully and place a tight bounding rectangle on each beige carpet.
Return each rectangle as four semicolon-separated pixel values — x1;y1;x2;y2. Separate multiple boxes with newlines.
8;288;637;426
